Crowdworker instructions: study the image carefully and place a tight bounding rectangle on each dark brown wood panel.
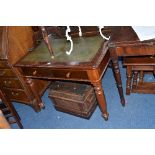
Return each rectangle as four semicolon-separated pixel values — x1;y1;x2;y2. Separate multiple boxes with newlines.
0;60;10;68
3;88;30;103
21;67;89;81
0;78;23;89
0;69;16;77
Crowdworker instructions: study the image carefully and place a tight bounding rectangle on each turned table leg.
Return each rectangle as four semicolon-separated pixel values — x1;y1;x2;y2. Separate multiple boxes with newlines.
26;78;45;112
92;81;109;121
110;50;125;106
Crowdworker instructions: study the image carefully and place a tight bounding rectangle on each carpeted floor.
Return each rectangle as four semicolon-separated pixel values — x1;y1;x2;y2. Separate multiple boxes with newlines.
11;61;155;129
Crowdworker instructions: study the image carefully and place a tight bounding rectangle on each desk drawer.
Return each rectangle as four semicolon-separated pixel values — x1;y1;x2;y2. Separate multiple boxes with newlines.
22;67;89;81
0;69;16;77
0;61;10;68
2;88;29;103
0;78;23;89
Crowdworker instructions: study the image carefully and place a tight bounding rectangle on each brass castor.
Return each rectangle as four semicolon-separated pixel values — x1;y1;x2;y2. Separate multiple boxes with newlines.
39;102;45;109
102;113;109;121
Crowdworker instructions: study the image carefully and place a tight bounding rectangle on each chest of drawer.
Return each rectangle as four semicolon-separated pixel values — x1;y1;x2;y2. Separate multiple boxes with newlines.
21;67;89;81
0;78;23;89
0;69;16;77
0;61;10;68
2;88;29;103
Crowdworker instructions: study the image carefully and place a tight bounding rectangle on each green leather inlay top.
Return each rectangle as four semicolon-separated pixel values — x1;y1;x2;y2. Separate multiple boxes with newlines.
22;36;104;63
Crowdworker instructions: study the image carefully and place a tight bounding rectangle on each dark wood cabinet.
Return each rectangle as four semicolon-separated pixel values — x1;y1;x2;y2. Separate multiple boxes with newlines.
0;26;50;112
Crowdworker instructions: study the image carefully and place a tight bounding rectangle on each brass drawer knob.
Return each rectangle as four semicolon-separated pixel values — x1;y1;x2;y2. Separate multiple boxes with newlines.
32;70;37;75
66;72;71;78
4;81;12;85
0;71;5;76
11;92;19;96
15;93;19;96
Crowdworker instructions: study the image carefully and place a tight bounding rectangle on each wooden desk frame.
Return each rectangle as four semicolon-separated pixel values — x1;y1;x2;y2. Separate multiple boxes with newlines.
15;36;111;121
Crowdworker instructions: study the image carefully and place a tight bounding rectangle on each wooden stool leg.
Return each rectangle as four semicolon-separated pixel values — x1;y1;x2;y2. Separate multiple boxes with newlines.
126;66;132;95
139;71;144;83
0;90;23;129
132;71;138;89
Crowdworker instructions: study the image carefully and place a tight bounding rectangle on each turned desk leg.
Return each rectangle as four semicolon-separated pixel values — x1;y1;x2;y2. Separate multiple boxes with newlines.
110;51;125;106
26;78;45;112
92;81;109;121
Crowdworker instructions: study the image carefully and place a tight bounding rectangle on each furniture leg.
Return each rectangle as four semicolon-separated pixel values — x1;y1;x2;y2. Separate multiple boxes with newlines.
110;50;125;106
40;26;54;59
139;70;144;83
26;78;45;112
132;71;138;89
0;90;23;129
92;81;109;121
126;66;132;95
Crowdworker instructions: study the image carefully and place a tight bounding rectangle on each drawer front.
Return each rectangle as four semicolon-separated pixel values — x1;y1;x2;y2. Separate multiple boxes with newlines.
22;67;89;81
0;61;10;68
0;69;16;77
0;78;23;89
2;88;30;103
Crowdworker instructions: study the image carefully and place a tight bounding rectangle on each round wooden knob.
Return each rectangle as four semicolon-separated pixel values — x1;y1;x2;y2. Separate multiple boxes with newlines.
15;93;19;96
0;71;5;76
32;70;37;75
66;72;71;78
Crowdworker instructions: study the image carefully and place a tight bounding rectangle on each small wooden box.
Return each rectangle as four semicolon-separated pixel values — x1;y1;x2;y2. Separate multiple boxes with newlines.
48;81;97;118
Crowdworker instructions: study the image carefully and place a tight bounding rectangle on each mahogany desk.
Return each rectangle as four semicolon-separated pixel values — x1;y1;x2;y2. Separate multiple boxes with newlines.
108;26;155;105
15;35;110;120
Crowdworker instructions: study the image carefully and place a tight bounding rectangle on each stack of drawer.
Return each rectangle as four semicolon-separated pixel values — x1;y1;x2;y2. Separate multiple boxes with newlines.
0;60;30;103
0;26;50;112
